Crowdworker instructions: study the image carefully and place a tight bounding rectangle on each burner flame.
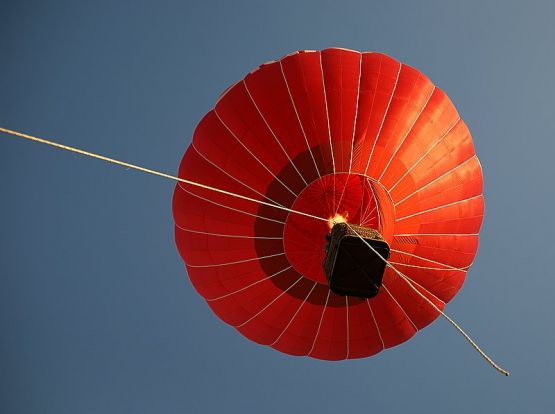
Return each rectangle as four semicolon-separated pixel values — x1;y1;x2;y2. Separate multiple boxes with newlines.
328;213;347;230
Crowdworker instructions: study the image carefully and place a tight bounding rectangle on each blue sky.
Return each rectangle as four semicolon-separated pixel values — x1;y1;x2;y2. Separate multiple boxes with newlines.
1;1;554;413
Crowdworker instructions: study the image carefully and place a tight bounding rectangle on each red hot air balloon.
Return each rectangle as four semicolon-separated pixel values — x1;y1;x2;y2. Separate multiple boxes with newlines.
172;48;483;360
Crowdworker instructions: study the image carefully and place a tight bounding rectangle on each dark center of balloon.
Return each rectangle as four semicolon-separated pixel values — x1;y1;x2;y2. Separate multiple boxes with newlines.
283;173;381;283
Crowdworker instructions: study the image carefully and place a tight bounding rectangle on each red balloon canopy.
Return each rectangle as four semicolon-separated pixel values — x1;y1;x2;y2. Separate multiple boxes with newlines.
173;48;483;360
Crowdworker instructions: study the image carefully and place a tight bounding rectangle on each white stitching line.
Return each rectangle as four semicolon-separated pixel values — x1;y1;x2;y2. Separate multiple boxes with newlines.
377;86;436;182
186;252;285;268
390;248;469;271
307;289;331;356
320;51;335;176
360;206;378;227
393;155;477;207
235;276;304;328
334;174;350;216
192;143;286;208
358;178;374;225
175;224;282;240
335;47;364;216
394;237;479;259
395;194;483;221
349;53;363;174
334;56;364;215
398;273;447;306
243;79;308;187
368;178;381;231
320;51;336;214
279;60;321;179
176;184;285;224
389;117;461;192
269;281;318;346
358;174;366;223
367;299;385;351
358;179;379;227
382;283;419;332
213;109;299;197
206;266;292;301
389;261;466;272
364;62;403;176
357;53;381;176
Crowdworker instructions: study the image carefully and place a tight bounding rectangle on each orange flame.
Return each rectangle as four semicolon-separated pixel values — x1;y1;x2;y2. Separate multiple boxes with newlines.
327;213;348;230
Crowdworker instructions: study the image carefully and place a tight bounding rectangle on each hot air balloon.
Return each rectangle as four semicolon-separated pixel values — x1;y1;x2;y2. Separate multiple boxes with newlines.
0;47;508;375
172;48;483;360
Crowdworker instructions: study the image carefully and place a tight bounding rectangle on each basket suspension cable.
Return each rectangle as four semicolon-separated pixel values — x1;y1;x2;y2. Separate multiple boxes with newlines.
345;222;510;377
0;127;327;223
347;223;509;376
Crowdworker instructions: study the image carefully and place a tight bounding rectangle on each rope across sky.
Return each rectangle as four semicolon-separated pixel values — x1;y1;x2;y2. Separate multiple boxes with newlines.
1;124;509;376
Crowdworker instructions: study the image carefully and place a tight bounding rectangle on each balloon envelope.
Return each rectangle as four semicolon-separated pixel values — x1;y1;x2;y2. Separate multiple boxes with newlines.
173;48;483;360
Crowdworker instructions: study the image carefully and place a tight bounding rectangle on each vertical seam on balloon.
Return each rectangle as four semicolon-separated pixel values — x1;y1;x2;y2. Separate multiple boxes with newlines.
334;175;349;216
377;85;436;183
395;194;483;221
335;46;363;217
358;178;376;226
319;51;336;214
279;60;321;179
269;281;318;346
234;276;304;328
186;252;285;268
390;249;469;271
175;225;282;240
349;53;363;174
213;109;299;197
366;299;385;351
364;62;403;176
320;52;335;175
319;173;334;214
393;155;477;207
177;184;286;224
369;178;381;231
358;53;381;173
243;79;309;187
307;289;331;356
389;117;461;192
345;296;350;360
205;266;293;301
382;283;419;332
358;175;366;224
192;143;286;208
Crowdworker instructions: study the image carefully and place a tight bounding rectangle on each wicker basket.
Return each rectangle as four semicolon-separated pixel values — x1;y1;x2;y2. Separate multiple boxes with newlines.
323;223;390;298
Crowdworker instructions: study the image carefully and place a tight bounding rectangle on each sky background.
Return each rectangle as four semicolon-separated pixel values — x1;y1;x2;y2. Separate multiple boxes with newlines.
1;1;554;413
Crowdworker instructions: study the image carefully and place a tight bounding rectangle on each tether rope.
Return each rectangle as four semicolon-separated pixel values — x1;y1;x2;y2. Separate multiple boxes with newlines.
0;127;327;223
345;222;510;376
1;126;509;376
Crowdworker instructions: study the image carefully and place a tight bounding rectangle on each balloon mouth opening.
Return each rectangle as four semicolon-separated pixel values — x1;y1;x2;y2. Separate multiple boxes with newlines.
327;213;348;230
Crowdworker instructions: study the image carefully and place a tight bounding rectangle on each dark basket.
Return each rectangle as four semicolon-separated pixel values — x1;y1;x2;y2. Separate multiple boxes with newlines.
323;223;390;298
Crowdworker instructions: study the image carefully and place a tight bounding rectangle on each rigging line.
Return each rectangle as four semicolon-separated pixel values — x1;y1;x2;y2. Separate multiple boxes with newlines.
0;127;327;223
344;222;510;376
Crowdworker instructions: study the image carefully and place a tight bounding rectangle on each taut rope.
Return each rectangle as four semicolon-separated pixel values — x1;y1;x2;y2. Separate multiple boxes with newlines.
0;127;327;223
345;222;510;376
1;126;509;376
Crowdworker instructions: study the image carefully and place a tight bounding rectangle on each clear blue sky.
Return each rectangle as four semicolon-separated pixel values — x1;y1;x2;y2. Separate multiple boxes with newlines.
1;1;554;413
